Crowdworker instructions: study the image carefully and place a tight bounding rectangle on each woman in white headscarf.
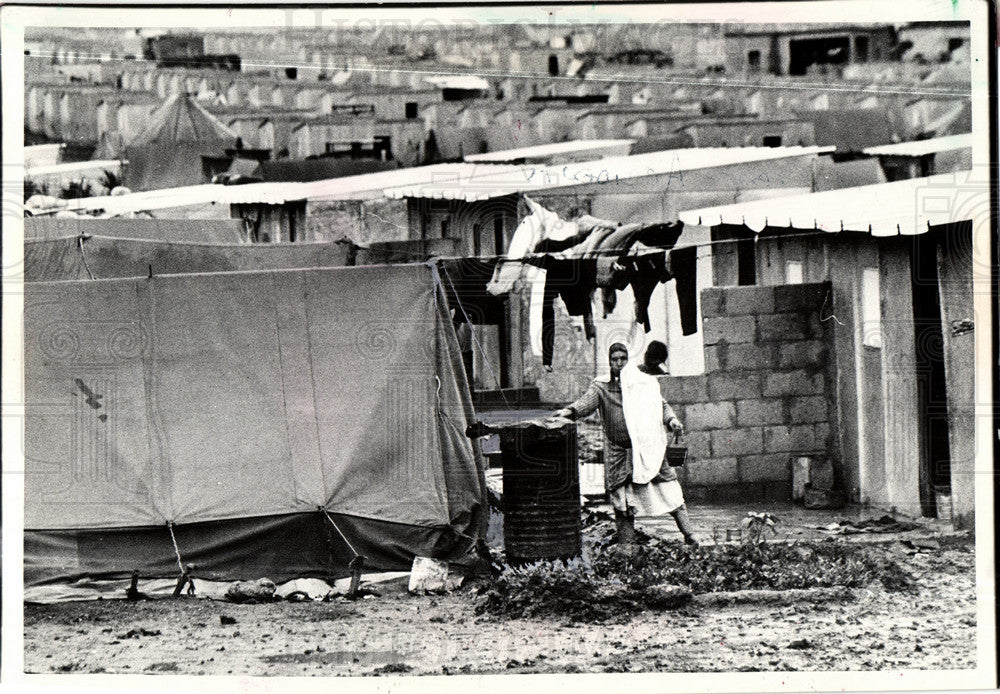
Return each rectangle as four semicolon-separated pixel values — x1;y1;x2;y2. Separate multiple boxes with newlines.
619;341;698;545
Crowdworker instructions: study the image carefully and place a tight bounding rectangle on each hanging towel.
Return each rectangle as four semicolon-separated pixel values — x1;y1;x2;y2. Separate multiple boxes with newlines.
620;362;668;485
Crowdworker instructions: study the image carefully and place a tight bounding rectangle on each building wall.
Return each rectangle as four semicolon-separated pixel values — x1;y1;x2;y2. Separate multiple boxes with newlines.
684;121;816;147
743;227;972;522
935;223;975;528
306;197;410;246
661;282;835;502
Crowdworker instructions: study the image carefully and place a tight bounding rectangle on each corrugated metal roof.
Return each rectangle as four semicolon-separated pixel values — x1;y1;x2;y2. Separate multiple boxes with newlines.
863;133;973;157
463;139;634;163
385;146;835;202
678;169;983;236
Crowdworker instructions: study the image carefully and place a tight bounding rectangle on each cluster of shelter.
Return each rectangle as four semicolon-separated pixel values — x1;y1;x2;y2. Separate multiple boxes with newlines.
18;22;983;591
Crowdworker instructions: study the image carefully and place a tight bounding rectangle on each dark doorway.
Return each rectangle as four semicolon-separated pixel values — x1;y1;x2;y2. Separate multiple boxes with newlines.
854;36;870;63
911;233;951;517
788;36;851;76
493;216;506;255
737;235;757;285
548;54;559;76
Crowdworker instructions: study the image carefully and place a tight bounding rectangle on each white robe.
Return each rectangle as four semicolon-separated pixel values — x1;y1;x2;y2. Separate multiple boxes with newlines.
620;362;669;485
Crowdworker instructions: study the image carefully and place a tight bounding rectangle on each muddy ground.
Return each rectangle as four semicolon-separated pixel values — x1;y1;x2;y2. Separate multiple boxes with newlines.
24;537;977;676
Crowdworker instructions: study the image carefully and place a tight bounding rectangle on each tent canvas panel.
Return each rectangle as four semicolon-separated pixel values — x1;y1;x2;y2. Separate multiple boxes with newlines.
25;218;247;245
24;264;486;585
25;511;466;587
24;236;354;283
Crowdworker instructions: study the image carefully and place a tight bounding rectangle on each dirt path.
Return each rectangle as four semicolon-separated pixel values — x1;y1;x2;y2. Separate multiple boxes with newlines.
24;541;977;676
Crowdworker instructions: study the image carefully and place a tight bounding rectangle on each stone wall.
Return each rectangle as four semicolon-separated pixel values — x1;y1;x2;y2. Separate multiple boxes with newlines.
663;282;836;502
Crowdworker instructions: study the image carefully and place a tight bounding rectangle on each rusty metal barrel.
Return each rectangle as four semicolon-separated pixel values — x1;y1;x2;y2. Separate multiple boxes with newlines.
497;419;581;565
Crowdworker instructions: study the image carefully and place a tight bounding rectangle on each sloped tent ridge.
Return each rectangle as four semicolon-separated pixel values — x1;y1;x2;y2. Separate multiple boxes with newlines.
23;236;355;282
123;94;238;191
24;264;487;585
127;93;237;147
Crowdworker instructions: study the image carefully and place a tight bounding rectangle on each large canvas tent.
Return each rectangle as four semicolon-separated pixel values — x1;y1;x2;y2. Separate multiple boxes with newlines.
24;263;487;586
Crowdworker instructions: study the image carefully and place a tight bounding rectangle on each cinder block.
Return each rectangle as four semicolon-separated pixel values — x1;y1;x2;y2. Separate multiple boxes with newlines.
703;316;756;345
684;457;739;487
710;427;764;456
700;288;725;318
777;341;827;369
813;422;831;446
739;454;792;483
758;313;808;342
763;424;817;453
772;282;831;313
788;395;828;423
671;404;686;423
723;285;775;315
685;402;736;430
736;398;786;426
806;310;827;340
660;375;709;404
683;430;711;458
707;372;762;400
703;345;722;373
763;370;825;397
723;343;775;370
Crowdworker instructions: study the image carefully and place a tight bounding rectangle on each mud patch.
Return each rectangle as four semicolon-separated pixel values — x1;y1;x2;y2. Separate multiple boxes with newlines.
261;649;404;666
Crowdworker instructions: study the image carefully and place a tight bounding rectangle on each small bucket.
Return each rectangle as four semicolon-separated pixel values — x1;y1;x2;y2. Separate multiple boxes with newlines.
664;433;688;467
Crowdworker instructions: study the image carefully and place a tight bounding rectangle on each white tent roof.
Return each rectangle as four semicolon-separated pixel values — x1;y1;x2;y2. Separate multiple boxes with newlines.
678;170;984;236
863;133;973;157
463;139;634;163
384;146;835;202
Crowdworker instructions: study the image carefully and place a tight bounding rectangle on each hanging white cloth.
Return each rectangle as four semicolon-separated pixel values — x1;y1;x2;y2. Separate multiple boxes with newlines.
486;195;578;296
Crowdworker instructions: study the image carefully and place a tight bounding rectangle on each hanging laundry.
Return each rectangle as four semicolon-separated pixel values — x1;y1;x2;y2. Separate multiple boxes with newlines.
595;221;686;322
669;245;699;336
531;227;596;254
487;195;579;295
633;221;684;249
625;249;672;333
523;255;599;366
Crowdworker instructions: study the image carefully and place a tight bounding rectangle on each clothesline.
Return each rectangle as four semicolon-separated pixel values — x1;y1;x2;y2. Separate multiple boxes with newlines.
349;226;842;263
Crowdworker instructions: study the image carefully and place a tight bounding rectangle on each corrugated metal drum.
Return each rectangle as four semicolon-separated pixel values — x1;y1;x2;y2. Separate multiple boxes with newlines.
498;419;581;564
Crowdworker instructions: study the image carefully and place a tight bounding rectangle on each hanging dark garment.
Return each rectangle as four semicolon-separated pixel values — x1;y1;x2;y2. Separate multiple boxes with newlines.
669;246;699;336
524;256;599;366
626;252;672;333
633;221;684;249
439;258;504;324
531;227;596;254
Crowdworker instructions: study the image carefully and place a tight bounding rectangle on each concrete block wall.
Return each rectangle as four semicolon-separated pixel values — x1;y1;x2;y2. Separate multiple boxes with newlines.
663;282;835;503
